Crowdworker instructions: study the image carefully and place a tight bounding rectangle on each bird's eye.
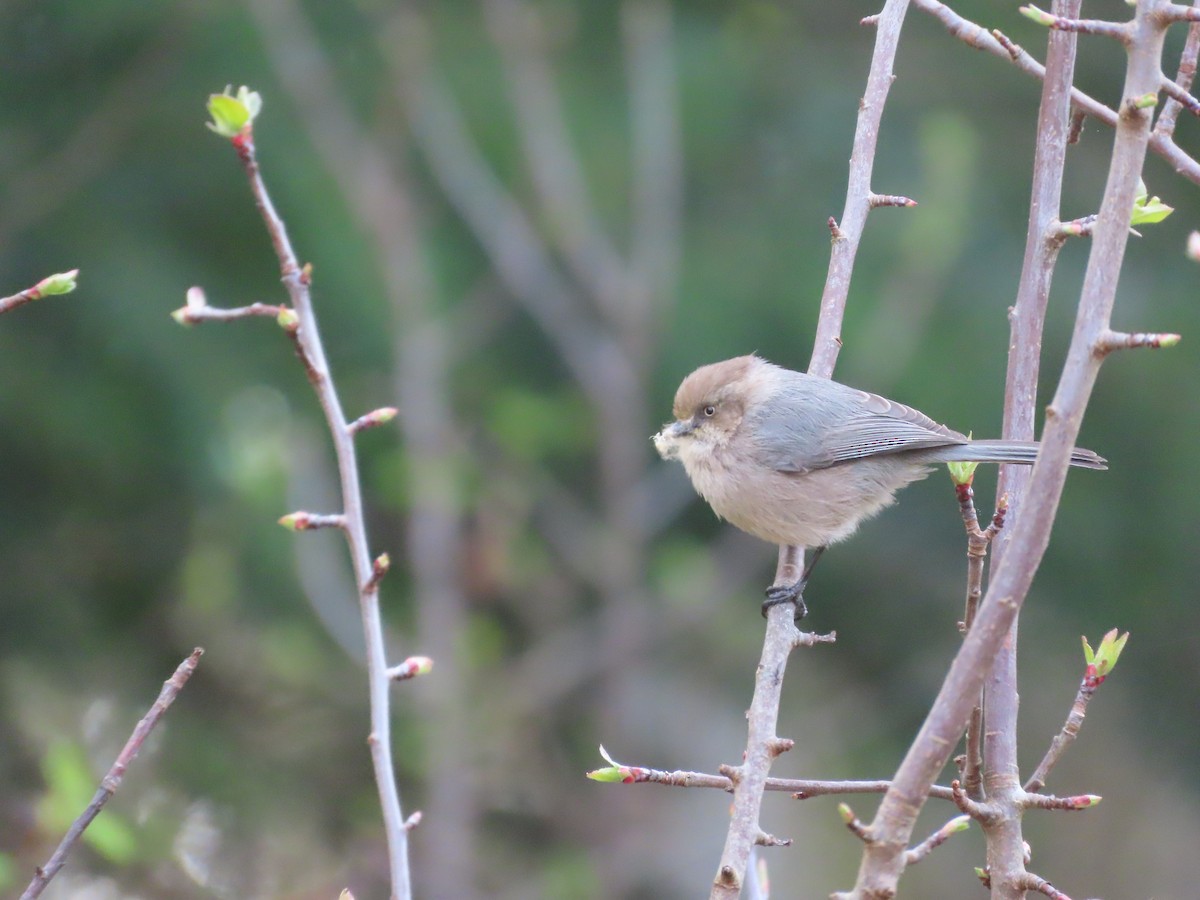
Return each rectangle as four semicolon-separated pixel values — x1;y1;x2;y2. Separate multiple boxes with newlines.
702;405;716;417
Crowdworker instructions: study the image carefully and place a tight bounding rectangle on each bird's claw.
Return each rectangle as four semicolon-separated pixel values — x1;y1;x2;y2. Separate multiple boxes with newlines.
762;581;807;621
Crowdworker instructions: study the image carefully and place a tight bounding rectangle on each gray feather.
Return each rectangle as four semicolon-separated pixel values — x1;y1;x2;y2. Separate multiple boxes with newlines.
747;373;967;472
745;370;1106;473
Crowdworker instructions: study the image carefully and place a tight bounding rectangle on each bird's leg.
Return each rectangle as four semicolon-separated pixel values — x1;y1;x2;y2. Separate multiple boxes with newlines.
761;545;826;620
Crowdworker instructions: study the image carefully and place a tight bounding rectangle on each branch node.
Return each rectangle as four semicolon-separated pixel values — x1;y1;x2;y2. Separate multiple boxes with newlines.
387;656;434;682
366;552;392;592
767;737;795;758
1094;328;1181;356
793;628;837;648
349;406;400;436
1067;108;1087;144
1015;872;1074;899
278;511;347;531
868;192;918;208
1054;215;1097;239
828;216;846;240
755;829;793;848
903;814;971;866
950;779;997;823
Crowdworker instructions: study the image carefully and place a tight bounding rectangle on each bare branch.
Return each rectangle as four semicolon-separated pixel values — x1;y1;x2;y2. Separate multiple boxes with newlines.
1022;792;1102;811
912;0;1200;184
904;815;971;866
1021;5;1133;43
709;608;813;900
1155;3;1200;138
809;0;912;378
1094;327;1182;355
195;95;414;896
1025;671;1105;793
868;192;919;208
843;0;1174;893
1014;872;1075;899
173;301;286;323
19;650;203;900
0;271;79;316
1159;2;1200;24
723;2;915;897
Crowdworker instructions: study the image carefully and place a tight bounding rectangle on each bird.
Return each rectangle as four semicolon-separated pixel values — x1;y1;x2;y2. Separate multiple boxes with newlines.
652;355;1106;618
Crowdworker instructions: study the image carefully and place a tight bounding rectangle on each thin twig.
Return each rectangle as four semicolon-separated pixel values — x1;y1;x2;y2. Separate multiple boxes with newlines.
903;815;971;866
1014;872;1074;899
1094;328;1182;354
247;2;483;891
1022;791;1101;811
199;115;413;897
0;271;79;316
19;649;203;900
977;1;1084;891
0;288;43;317
605;763;958;799
1022;5;1133;43
954;480;1006;801
911;0;1200;184
709;608;810;900
1154;1;1200;138
1024;676;1101;792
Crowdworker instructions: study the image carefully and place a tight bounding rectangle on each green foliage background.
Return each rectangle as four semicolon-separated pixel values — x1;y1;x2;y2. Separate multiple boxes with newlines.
1;1;1198;897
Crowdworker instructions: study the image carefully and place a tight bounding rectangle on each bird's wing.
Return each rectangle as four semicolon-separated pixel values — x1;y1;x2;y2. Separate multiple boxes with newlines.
749;379;968;473
820;390;969;463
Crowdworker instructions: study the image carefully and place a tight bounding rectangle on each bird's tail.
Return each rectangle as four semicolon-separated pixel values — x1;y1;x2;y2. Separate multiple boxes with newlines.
931;440;1107;470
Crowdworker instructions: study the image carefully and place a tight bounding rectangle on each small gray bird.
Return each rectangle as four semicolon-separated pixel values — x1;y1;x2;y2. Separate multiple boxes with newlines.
653;355;1106;617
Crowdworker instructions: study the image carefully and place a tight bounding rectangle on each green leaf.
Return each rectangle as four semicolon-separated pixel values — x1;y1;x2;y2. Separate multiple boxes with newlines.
206;86;262;138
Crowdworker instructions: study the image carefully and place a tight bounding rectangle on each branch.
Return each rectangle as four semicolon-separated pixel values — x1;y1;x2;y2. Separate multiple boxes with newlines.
194;91;414;898
809;0;912;378
952;477;1007;801
903;815;971;866
1154;2;1200;139
1026;630;1128;792
912;0;1200;184
0;270;79;316
978;0;1084;893
709;609;823;900
1014;871;1075;899
1020;5;1133;43
1093;327;1181;354
842;0;1174;894
590;752;959;801
713;4;915;897
19;649;203;900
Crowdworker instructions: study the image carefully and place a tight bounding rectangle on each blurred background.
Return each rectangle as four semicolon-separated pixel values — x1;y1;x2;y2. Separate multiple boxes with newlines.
1;0;1198;897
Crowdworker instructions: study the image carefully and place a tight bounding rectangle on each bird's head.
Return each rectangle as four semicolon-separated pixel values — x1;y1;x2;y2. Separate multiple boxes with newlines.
653;355;765;461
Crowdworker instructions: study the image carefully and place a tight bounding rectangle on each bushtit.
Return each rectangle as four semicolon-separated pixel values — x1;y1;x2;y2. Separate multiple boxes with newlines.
653;355;1106;617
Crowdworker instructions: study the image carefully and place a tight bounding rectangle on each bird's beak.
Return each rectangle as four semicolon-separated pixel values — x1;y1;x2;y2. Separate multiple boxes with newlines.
652;419;695;460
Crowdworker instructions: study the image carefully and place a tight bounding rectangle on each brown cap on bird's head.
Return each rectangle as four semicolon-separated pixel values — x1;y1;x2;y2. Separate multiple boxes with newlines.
672;355;764;421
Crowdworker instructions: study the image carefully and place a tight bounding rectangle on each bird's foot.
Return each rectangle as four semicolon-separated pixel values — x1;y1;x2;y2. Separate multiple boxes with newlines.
762;581;807;621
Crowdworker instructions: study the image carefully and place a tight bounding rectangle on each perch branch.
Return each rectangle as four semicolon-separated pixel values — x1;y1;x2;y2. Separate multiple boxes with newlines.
19;649;203;900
